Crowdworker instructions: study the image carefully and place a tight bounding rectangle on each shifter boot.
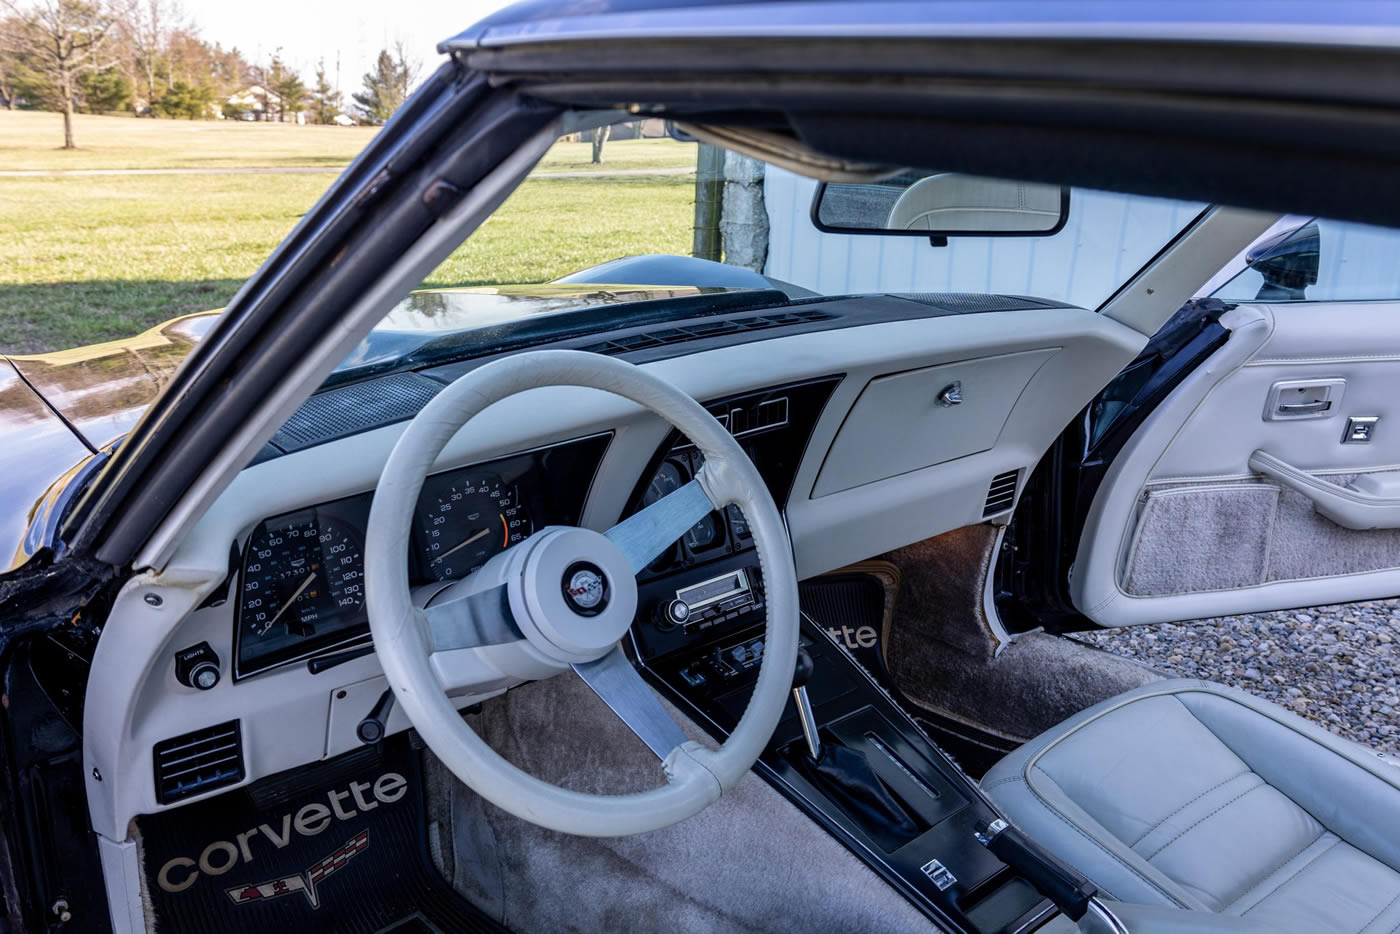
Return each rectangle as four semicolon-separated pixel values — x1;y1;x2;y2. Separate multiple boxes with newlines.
797;740;924;851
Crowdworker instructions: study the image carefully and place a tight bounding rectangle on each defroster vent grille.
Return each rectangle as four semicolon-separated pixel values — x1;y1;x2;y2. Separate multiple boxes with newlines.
153;720;244;805
577;309;837;356
983;470;1019;517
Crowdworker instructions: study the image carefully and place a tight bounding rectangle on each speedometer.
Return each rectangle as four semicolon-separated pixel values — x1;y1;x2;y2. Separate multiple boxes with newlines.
418;473;532;581
239;513;364;647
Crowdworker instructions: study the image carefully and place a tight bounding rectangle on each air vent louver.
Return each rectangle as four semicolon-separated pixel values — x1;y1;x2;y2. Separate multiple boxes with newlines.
578;309;837;356
983;470;1020;517
154;720;244;805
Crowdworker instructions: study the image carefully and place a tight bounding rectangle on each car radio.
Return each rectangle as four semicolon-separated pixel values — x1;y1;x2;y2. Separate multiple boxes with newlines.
657;566;763;631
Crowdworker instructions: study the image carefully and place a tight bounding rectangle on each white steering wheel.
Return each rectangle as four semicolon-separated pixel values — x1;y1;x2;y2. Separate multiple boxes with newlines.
364;349;799;836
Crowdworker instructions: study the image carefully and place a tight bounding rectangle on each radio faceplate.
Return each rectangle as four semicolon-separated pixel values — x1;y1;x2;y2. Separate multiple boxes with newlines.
663;565;763;633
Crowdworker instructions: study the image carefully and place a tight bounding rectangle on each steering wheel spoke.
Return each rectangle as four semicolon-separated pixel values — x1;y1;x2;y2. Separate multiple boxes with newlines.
572;646;689;760
605;476;718;573
423;582;523;652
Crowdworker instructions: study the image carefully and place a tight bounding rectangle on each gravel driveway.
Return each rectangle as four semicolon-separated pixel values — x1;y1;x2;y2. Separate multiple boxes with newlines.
1073;599;1400;756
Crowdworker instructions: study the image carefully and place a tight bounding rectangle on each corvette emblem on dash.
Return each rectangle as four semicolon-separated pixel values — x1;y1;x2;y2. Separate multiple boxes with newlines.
225;830;368;910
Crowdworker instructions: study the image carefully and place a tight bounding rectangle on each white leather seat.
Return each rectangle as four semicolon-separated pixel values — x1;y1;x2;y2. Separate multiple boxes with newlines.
982;679;1400;933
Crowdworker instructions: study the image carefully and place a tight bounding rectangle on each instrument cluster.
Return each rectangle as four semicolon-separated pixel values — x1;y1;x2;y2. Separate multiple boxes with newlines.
233;434;609;679
638;448;752;575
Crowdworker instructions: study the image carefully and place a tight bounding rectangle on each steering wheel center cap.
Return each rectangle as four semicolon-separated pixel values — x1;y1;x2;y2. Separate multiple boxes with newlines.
562;562;609;615
508;527;637;663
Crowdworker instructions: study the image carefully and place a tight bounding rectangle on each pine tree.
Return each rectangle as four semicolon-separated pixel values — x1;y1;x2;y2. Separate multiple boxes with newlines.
265;54;304;122
309;58;339;124
351;43;417;124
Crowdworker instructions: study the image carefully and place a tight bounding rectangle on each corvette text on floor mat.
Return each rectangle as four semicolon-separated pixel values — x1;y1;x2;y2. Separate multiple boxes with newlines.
156;772;406;896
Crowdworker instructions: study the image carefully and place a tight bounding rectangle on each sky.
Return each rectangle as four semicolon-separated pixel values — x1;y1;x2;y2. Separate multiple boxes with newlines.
185;0;514;96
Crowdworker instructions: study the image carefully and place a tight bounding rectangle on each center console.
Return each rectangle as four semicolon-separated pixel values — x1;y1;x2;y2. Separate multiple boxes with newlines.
624;380;1057;934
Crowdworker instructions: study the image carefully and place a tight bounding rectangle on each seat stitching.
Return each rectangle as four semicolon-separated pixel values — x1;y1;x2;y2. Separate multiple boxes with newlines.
1233;833;1334;915
982;776;1024;791
1142;783;1264;861
1128;769;1254;848
1355;888;1400;934
1025;765;1190;908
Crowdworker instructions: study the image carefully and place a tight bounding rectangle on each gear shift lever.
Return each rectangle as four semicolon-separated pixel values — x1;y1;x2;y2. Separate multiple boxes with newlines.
791;647;822;760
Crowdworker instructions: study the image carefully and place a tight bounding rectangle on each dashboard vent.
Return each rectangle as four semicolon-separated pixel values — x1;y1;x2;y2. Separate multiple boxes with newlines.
577;309;837;356
983;470;1020;517
729;396;789;437
153;720;244;805
895;293;1067;313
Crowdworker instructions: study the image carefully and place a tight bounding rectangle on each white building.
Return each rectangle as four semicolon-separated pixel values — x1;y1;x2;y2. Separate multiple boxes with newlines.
760;167;1204;307
223;86;306;124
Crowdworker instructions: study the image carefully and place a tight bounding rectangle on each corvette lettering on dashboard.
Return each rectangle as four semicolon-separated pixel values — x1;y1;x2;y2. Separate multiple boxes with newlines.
155;772;406;895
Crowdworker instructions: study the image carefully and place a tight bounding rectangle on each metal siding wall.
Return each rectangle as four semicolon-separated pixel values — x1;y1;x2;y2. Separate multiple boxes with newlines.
764;167;1204;308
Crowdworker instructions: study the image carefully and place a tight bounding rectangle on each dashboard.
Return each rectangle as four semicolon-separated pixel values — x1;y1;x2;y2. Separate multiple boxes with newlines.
228;377;836;681
84;296;1150;840
233;434;609;678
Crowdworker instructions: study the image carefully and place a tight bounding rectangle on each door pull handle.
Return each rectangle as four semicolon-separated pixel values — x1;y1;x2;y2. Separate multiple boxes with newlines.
1277;400;1331;415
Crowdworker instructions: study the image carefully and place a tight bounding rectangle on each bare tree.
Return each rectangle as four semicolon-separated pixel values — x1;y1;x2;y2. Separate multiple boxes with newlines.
2;0;118;147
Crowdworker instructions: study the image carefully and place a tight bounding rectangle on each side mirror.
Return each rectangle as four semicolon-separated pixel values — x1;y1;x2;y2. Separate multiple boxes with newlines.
811;172;1069;245
1245;221;1320;300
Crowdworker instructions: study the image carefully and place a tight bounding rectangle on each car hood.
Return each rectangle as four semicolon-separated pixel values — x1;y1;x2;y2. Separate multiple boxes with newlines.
5;282;739;454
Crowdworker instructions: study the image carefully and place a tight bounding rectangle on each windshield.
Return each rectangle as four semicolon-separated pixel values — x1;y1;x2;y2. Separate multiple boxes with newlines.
0;131;1209;410
335;141;1205;380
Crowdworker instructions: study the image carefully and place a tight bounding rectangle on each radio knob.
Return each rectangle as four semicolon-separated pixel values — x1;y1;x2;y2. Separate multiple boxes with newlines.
664;599;691;626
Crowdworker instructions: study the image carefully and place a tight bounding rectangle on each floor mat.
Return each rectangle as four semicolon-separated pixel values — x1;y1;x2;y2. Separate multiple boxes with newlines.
135;739;501;934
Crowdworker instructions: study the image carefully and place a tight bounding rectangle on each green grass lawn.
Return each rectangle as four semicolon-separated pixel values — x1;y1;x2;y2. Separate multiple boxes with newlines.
0;173;697;353
0;112;697;353
0;110;694;173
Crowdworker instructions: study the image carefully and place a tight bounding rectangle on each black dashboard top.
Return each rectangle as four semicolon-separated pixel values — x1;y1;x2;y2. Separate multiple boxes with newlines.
253;291;1066;463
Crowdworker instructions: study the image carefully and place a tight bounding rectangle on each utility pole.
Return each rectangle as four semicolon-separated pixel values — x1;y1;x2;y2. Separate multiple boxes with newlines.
692;144;724;262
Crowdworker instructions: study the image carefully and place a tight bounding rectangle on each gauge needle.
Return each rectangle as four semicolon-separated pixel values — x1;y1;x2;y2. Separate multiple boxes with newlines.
431;527;492;566
268;572;316;628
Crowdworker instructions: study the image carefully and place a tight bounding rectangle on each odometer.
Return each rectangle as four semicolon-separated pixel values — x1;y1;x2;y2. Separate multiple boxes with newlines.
418;473;532;581
237;511;365;676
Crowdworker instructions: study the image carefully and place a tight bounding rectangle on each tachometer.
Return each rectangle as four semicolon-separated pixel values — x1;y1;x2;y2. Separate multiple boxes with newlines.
418;474;532;580
240;513;364;643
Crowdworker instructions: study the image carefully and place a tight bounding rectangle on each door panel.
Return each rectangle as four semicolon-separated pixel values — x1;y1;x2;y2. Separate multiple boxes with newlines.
1074;300;1400;626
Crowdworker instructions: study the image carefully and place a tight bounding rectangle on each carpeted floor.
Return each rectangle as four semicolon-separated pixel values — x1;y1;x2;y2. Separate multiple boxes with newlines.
423;672;939;934
880;526;1165;743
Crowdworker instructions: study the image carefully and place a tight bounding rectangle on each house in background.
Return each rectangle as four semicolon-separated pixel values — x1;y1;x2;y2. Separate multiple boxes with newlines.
222;85;306;124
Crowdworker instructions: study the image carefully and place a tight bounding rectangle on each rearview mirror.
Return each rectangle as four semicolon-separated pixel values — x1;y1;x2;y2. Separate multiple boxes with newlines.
810;172;1069;244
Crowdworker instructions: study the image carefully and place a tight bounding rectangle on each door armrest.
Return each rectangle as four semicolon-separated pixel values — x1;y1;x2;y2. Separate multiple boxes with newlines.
1249;450;1400;530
